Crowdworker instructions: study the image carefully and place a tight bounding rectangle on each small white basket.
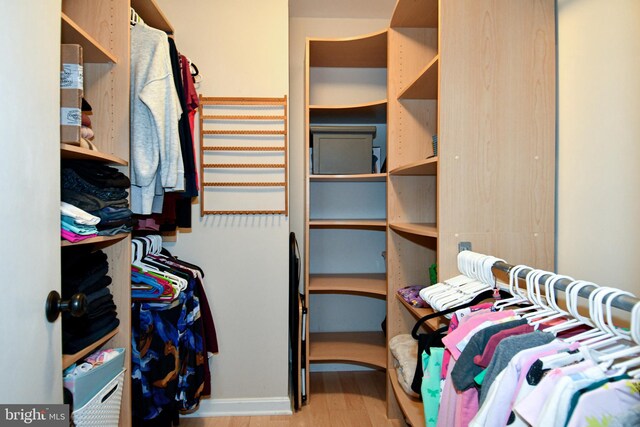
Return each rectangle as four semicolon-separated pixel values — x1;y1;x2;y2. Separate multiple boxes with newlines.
72;369;125;427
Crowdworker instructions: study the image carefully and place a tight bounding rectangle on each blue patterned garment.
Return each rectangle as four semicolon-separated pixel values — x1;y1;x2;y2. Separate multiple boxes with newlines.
131;275;206;426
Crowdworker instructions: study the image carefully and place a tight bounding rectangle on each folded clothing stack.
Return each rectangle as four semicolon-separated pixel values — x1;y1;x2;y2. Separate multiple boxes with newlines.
61;201;99;243
81;98;94;142
61;160;134;242
389;334;419;398
61;247;119;354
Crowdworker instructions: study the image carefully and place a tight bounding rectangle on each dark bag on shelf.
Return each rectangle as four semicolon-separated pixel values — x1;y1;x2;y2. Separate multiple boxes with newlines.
409;289;511;395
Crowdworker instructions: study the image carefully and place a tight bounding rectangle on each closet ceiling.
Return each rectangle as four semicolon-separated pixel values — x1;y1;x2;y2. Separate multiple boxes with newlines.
289;0;396;19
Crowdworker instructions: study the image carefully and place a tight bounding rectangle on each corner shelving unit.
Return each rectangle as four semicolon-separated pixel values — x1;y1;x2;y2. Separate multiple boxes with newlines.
304;28;389;403
385;0;556;426
60;4;131;426
59;1;176;425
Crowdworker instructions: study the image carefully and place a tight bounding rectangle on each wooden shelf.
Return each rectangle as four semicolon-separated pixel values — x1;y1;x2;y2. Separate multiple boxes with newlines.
388;368;426;427
310;173;386;182
309;331;386;369
390;0;439;28
61;13;118;63
310;273;387;297
389;223;438;238
395;294;447;331
61;233;129;247
61;144;128;166
131;0;174;34
399;55;439;100
310;219;387;229
390;157;438;176
309;30;388;68
310;100;387;124
62;327;118;369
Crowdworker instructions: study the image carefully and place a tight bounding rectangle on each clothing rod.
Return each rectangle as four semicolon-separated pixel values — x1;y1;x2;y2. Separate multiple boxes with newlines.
491;261;638;313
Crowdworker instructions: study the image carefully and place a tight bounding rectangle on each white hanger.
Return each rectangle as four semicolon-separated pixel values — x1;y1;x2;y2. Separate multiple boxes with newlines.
583;289;634;348
130;7;143;26
564;286;614;343
493;264;530;310
530;274;574;327
542;280;597;335
523;271;564;320
514;269;549;315
432;253;496;310
539;286;617;369
419;252;475;303
602;300;640;369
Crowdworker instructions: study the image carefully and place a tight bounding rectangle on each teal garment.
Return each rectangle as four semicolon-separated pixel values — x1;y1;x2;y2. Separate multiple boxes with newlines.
421;347;444;427
474;368;487;385
61;215;98;235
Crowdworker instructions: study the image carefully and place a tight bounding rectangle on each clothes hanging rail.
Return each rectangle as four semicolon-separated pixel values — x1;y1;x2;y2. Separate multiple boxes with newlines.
491;260;638;312
198;95;288;216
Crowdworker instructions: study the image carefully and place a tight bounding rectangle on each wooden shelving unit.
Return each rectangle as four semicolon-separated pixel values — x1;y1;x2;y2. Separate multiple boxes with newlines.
389;0;438;28
61;144;128;165
310;173;386;182
398;55;438;100
304;28;389;405
61;234;128;247
60;13;117;63
395;294;446;331
390;157;437;176
59;2;132;424
309;219;387;229
310;99;387;124
384;0;555;424
309;332;386;369
389;223;438;238
309;273;386;297
130;0;174;34
388;368;425;427
308;30;387;68
58;1;174;425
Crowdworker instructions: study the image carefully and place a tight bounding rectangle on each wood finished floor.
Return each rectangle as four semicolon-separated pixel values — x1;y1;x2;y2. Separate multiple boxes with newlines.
179;371;404;427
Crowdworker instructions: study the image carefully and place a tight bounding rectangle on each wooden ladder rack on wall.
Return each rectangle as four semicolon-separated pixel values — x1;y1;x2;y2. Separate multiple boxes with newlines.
199;96;288;216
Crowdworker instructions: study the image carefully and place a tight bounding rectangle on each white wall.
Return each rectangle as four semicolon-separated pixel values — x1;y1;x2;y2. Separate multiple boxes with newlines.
156;0;291;416
557;0;640;295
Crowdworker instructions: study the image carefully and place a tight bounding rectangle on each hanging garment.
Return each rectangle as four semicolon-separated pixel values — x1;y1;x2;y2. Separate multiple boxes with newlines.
130;22;183;215
131;244;217;425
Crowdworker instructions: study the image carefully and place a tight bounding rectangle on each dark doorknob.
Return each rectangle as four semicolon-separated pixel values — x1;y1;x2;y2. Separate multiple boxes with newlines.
45;291;87;322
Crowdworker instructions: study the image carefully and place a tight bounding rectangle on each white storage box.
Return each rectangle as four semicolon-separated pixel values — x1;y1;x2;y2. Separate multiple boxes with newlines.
64;348;125;409
72;368;125;427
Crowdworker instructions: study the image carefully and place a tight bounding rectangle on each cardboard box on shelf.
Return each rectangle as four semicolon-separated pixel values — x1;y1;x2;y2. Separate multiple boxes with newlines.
60;44;83;144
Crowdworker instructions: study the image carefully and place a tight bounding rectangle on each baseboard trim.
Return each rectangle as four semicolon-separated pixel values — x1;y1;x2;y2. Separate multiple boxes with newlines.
181;397;293;418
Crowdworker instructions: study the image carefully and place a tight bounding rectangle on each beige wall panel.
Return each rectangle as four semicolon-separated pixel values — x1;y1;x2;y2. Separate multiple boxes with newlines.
438;232;555;280
438;0;555;240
